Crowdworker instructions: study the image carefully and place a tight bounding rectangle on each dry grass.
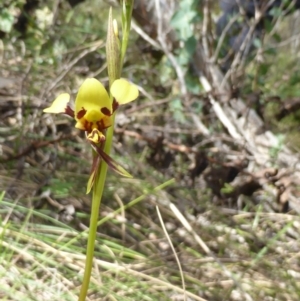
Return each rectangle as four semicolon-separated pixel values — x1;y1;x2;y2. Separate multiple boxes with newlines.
1;187;300;300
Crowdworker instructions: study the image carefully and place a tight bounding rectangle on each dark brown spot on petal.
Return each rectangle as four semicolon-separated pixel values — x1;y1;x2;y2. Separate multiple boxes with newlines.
77;107;86;119
101;107;111;116
85;120;93;132
65;106;75;118
96;117;111;130
112;99;119;112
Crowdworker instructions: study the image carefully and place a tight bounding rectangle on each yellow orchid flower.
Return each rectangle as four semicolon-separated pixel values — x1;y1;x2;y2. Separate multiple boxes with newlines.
44;78;138;142
44;77;139;192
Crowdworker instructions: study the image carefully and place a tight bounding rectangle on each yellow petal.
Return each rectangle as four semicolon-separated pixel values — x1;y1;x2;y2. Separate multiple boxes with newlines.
75;78;111;119
84;109;102;123
74;120;86;130
43;93;70;114
110;79;139;105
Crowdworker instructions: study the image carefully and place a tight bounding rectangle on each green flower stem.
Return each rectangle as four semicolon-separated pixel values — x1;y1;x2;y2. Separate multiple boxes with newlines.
78;2;134;300
78;154;108;301
58;178;175;251
78;117;115;301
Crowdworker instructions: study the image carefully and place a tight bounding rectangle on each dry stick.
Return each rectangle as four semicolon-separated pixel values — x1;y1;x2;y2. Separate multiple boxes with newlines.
221;24;256;89
210;15;240;63
169;203;253;301
268;0;298;37
201;0;210;58
154;0;185;97
17;61;33;126
114;192;126;242
131;21;161;50
0;133;75;162
42;41;104;98
0;239;76;297
153;1;252;300
154;0;210;136
269;31;300;49
93;260;206;301
0;39;4;63
125;96;171;114
221;0;278;88
2;228;206;301
130;37;208;135
156;205;188;301
200;76;243;141
133;0;210;136
203;0;300;218
201;0;241;136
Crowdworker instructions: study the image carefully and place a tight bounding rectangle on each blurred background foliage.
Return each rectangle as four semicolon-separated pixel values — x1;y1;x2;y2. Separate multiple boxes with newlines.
1;0;300;300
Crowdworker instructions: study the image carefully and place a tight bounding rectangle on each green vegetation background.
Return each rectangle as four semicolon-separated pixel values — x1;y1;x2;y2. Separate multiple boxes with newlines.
1;0;300;300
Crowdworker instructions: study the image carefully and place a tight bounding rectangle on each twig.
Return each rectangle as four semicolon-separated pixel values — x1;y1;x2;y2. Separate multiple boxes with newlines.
0;133;75;162
200;76;242;140
211;15;240;63
131;21;161;50
156;205;188;301
154;0;209;136
42;41;104;98
169;202;253;301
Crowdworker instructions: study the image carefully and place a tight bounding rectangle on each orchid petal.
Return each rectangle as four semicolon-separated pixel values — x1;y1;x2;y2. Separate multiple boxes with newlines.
75;121;86;130
86;169;96;194
75;78;111;120
43;93;70;114
94;144;132;178
87;128;106;144
86;155;100;194
110;79;139;105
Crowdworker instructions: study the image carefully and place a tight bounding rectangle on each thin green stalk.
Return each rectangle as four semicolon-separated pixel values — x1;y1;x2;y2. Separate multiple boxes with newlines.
78;2;134;300
49;178;175;252
78;159;108;301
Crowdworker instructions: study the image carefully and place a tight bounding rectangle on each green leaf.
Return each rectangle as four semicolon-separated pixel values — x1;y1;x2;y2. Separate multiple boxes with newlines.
0;9;14;33
253;38;262;49
185;36;197;56
272;33;281;43
221;183;234;195
170;98;186;124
